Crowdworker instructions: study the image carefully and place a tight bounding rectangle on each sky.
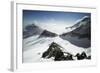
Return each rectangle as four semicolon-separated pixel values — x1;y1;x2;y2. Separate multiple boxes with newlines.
23;10;91;34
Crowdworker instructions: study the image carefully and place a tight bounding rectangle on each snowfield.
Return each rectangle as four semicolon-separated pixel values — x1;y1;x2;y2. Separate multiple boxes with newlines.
23;35;90;63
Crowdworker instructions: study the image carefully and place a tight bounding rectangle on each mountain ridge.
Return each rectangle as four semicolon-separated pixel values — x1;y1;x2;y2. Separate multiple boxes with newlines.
60;16;91;48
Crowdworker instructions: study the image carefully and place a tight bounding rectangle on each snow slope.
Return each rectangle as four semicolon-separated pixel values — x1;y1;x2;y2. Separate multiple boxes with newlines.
23;36;54;62
23;36;90;63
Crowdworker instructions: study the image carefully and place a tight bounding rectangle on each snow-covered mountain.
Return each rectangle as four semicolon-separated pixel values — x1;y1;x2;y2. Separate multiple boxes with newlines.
23;16;91;62
23;24;43;38
66;16;90;30
60;16;91;48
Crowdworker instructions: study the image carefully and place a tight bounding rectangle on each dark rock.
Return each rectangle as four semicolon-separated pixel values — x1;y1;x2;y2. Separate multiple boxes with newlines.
42;51;49;58
42;42;64;59
64;53;74;60
42;42;74;61
75;52;87;60
39;30;57;38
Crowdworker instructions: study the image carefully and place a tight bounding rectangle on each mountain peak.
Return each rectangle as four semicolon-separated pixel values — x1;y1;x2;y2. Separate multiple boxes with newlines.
25;24;38;30
70;16;90;29
39;30;58;38
23;24;43;38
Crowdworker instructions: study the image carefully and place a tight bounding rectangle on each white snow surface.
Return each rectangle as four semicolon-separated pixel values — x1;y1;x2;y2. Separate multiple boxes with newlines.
23;35;90;63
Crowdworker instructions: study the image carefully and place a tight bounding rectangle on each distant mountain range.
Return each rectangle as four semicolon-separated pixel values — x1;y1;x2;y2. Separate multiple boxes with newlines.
23;16;91;48
23;24;58;39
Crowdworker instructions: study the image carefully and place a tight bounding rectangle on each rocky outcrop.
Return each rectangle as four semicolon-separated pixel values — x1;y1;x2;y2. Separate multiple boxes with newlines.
42;42;91;61
42;42;74;61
